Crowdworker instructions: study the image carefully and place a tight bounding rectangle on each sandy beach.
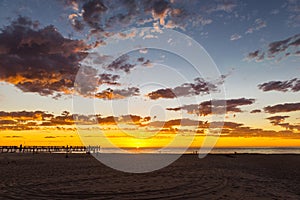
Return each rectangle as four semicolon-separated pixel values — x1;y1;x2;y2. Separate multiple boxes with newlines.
0;153;299;199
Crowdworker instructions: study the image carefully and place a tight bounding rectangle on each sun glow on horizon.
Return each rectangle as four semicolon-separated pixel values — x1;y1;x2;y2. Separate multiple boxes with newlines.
1;128;299;149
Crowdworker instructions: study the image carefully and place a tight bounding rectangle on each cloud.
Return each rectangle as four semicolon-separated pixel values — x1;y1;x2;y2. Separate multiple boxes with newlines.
266;115;290;125
0;110;100;129
139;48;148;54
70;18;85;32
95;87;139;100
150;0;170;25
167;98;255;116
82;0;108;30
264;102;300;114
250;109;261;113
63;0;79;11
149;118;201;129
0;16;91;98
105;55;136;73
64;0;144;34
0;110;299;136
285;0;300;27
98;73;120;85
0;120;18;125
204;1;237;13
44;136;57;138
118;114;151;126
266;115;300;131
0;111;53;121
269;34;300;56
65;0;227;37
147;77;222;100
230;34;242;41
245;18;266;34
97;116;118;125
277;123;300;131
0;17;147;100
96;114;151;126
0;110;55;130
210;121;243;129
246;34;300;62
258;78;300;92
247;50;259;58
197;16;213;26
137;57;152;67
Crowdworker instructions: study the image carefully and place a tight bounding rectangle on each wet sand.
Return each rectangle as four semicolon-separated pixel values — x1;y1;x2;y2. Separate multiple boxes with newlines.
0;153;299;199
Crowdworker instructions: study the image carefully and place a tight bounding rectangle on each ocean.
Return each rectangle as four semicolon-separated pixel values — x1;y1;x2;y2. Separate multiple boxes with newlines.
99;147;300;154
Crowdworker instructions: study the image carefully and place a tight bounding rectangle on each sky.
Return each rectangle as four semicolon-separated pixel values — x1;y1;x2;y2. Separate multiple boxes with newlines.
0;0;299;150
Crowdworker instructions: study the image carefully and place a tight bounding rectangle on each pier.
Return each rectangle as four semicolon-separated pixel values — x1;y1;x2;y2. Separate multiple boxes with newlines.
0;145;101;154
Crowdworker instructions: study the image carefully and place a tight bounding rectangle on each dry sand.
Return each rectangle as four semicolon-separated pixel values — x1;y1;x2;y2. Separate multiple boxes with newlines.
0;153;299;199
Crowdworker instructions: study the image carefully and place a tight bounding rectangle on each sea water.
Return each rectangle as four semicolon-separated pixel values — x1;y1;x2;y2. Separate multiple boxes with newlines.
98;147;300;154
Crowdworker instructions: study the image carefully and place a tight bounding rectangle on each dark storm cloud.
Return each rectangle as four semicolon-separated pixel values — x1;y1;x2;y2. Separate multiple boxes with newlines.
246;34;300;62
250;109;261;113
167;98;255;116
95;87;139;100
264;102;300;114
0;16;91;97
258;78;300;92
147;77;220;100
